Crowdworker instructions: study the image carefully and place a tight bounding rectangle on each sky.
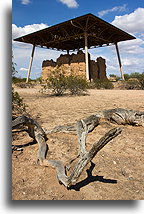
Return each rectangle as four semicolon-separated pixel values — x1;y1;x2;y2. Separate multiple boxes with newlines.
12;0;144;79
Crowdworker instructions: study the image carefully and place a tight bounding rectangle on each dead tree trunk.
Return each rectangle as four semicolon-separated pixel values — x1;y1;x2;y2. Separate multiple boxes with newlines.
76;115;100;157
12;115;48;165
47;127;122;188
12;108;144;188
45;108;144;136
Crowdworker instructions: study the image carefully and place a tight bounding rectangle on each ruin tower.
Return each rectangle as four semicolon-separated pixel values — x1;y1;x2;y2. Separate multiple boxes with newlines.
97;57;107;80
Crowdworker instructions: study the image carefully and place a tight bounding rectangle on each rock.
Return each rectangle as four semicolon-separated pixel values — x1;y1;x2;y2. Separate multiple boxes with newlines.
128;176;134;180
113;161;117;165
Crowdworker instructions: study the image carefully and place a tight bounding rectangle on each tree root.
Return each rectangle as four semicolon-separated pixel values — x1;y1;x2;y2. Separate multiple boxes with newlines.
12;108;144;188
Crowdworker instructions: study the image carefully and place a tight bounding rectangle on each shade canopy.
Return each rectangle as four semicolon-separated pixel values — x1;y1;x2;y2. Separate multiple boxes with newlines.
14;13;135;51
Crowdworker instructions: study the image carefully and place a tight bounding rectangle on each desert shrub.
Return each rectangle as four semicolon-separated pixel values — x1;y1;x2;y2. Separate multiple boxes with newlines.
12;76;27;83
66;75;88;95
122;72;144;90
34;77;42;83
125;79;141;90
124;72;144;80
129;72;142;79
12;53;27;118
124;74;130;81
109;74;121;81
109;74;116;78
43;66;89;96
92;79;114;89
12;87;27;118
138;73;144;89
14;81;35;88
16;83;27;88
46;68;67;96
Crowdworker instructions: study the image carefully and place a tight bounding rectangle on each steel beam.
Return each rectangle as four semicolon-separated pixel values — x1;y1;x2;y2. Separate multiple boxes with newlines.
115;42;125;80
84;32;90;80
26;45;35;83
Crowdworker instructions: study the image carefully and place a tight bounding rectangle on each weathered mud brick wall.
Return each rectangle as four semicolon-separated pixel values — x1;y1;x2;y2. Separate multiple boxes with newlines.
41;50;107;81
42;59;56;80
97;57;107;80
69;50;89;77
90;60;98;80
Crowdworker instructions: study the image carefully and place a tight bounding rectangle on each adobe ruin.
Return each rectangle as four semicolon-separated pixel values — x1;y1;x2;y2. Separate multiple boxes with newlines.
42;50;107;81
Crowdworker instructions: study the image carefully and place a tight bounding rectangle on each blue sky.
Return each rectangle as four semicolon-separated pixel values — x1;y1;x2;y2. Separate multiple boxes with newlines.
12;0;144;79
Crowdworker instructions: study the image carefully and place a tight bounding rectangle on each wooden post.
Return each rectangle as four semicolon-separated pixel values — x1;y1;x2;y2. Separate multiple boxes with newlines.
115;43;125;80
84;32;90;80
26;45;35;83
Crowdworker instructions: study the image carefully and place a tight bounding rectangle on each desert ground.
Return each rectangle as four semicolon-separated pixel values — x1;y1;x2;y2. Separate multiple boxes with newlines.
12;87;144;200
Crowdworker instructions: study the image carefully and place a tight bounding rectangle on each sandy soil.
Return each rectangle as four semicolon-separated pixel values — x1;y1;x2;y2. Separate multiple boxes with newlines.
12;87;144;200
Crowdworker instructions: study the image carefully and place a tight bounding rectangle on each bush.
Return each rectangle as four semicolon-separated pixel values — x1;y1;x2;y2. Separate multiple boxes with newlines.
129;72;142;79
47;68;67;96
12;87;27;118
123;72;144;90
124;74;130;81
34;77;42;83
12;54;27;118
92;79;114;89
138;73;144;89
12;76;27;83
109;74;121;81
66;75;88;95
125;79;141;90
44;66;89;96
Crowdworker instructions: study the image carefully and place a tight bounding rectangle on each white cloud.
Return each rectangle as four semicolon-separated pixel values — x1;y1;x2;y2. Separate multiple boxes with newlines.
12;23;48;40
21;0;31;5
122;57;144;71
13;43;64;79
19;67;28;71
118;38;144;55
98;4;127;17
107;7;144;75
12;23;49;49
58;0;79;8
112;8;144;34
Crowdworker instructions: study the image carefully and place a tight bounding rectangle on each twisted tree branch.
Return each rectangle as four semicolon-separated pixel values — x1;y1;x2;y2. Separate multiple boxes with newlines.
47;127;122;188
12;108;144;188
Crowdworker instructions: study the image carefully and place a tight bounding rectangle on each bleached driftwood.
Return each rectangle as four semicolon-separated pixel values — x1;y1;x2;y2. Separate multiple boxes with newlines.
97;108;144;126
45;108;144;135
47;127;122;188
12;115;48;165
44;108;144;187
12;108;144;188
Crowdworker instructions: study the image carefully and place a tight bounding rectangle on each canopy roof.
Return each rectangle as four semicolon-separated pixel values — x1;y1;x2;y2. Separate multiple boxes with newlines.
14;13;135;51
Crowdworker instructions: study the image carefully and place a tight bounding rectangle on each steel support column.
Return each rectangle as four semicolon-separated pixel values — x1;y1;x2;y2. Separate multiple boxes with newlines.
84;32;90;80
115;42;125;80
26;45;35;83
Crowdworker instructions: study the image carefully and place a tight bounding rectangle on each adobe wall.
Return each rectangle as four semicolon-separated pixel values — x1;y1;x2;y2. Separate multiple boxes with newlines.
97;57;107;80
42;50;107;81
42;59;56;80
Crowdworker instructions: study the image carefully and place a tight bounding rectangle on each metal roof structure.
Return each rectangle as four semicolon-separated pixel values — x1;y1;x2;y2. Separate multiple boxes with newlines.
14;13;136;82
14;13;135;51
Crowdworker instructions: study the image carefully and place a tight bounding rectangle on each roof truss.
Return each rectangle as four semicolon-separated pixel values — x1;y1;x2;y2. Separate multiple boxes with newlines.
14;13;135;51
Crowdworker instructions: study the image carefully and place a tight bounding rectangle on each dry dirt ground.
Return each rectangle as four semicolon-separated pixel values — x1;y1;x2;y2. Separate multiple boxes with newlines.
12;87;144;200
